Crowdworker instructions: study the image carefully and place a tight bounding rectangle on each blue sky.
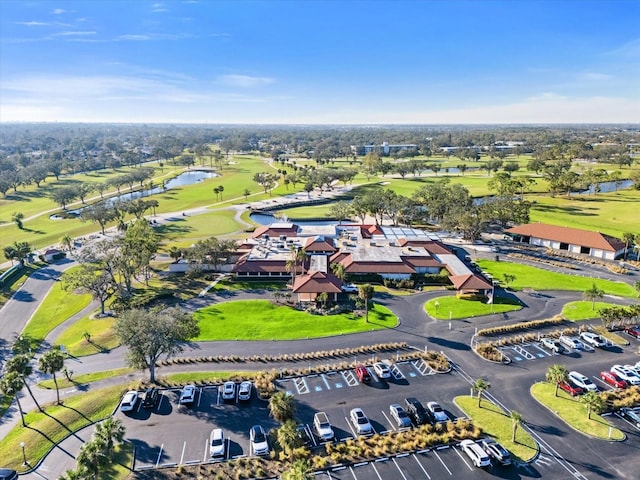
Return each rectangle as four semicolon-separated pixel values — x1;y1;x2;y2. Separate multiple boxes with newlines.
1;0;638;124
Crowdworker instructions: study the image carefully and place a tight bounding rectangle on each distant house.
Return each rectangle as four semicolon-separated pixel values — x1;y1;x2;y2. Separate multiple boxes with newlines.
43;248;65;262
506;223;626;260
291;271;343;303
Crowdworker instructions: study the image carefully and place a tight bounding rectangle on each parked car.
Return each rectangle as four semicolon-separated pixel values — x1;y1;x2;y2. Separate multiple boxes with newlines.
405;397;431;425
611;365;640;386
238;381;252;401
141;387;160;409
296;424;314;447
120;391;138;412
354;365;371;384
209;428;225;457
0;470;18;480
426;401;449;423
350;408;373;435
221;381;236;401
624;325;640;339
179;385;197;405
461;439;491;468
481;438;512;466
580;331;607;348
313;412;335;441
618;407;640;427
249;425;270;456
540;337;564;354
559;381;583;396
373;362;391;379
341;283;358;293
568;371;598;392
600;371;628;389
389;404;412;429
559;335;584;350
625;364;640;376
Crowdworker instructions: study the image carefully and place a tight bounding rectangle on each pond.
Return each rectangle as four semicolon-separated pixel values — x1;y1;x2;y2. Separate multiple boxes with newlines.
50;170;218;219
249;212;341;226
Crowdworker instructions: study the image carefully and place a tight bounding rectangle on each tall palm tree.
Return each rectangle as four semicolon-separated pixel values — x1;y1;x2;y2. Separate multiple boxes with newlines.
580;391;604;419
277;420;302;456
510;410;523;443
358;284;374;323
546;364;569;397
622;232;635;260
0;372;27;426
330;262;346;282
76;437;108;478
60;234;74;253
39;348;65;404
583;283;604;310
6;354;42;412
269;391;296;423
474;378;490;408
58;469;87;480
94;417;125;460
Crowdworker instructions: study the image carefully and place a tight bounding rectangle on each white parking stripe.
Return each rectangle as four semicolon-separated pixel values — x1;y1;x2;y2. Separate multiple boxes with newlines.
197;388;202;407
392;458;409;480
180;441;186;465
345;417;357;437
369;462;384;480
204;438;209;462
381;410;396;431
433;450;452;475
155;444;164;467
322;374;331;390
412;453;431;479
453;445;473;470
348;466;358;479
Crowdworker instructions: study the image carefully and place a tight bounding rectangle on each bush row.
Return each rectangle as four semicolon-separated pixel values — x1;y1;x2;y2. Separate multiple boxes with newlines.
600;386;640;410
507;252;580;270
475;344;505;363
476;315;565;336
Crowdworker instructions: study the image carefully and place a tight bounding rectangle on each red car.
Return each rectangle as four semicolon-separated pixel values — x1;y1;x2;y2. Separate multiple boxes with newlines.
354;365;371;384
600;371;628;389
624;326;640;339
559;381;583;396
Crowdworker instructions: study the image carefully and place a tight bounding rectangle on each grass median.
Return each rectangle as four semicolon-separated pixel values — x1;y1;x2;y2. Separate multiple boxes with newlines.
194;300;397;340
54;313;120;357
561;301;622;321
454;396;537;462
37;368;132;390
0;384;126;472
530;382;625;440
424;295;521;319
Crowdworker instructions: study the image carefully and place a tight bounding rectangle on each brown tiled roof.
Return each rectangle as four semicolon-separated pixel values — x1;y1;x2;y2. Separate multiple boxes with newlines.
304;236;337;252
403;257;443;268
449;274;492;291
292;271;343;293
252;224;298;238
397;239;452;255
330;252;350;264
506;223;625;252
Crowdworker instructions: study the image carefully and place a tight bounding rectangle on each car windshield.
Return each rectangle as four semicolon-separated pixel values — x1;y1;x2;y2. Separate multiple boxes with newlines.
212;438;223;446
253;429;265;442
431;404;443;412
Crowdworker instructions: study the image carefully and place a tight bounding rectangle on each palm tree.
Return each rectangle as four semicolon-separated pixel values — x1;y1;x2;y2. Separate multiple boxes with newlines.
282;459;314;480
330;262;346;282
213;186;221;201
94;417;125;460
218;185;224;200
358;284;374;323
622;232;636;260
317;291;329;309
60;234;74;253
474;378;490;408
277;420;302;456
0;372;27;426
546;364;569;397
6;354;42;412
168;246;183;261
269;391;296;423
58;469;88;480
510;410;523;443
580;391;604;419
243;188;251;201
39;348;65;404
76;437;108;478
583;283;604;310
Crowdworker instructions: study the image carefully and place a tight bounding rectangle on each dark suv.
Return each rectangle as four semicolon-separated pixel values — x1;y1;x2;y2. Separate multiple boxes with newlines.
141;387;160;409
405;397;431;426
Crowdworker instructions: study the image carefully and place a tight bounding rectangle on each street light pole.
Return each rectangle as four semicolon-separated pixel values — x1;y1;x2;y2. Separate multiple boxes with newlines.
20;441;27;465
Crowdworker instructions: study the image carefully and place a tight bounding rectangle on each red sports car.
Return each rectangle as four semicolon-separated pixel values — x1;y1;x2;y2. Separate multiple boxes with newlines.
600;371;628;389
559;381;583;396
624;325;640;339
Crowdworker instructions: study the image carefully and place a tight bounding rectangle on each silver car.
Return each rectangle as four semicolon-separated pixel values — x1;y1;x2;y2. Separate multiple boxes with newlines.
350;408;373;435
389;404;412;428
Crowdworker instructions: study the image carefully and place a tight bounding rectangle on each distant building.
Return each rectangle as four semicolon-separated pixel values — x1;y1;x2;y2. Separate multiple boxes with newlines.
351;141;417;156
506;223;626;260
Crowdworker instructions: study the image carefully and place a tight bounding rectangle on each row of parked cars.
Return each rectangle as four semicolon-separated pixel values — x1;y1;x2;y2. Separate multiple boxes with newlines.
559;363;640;396
540;331;608;354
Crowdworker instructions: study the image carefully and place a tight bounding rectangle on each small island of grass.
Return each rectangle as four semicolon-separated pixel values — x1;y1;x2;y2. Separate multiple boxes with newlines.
424;295;521;320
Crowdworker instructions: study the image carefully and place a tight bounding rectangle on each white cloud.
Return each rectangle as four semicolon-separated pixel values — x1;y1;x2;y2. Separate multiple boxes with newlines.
607;38;640;58
116;34;151;41
53;31;97;36
152;3;168;13
51;9;65;15
217;74;275;88
13;21;49;27
582;72;614;81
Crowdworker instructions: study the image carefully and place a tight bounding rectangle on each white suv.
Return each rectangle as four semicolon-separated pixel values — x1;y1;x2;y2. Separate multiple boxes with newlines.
580;331;607;348
568;371;598;392
611;365;640;386
559;335;584;350
461;439;491;468
350;408;373;436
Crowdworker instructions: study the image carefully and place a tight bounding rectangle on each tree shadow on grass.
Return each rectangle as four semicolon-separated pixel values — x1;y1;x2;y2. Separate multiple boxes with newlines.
26;424;77;459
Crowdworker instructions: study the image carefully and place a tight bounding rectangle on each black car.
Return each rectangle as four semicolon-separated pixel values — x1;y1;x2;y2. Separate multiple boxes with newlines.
481;438;512;466
404;397;431;426
619;407;640;427
141;387;160;409
0;470;18;480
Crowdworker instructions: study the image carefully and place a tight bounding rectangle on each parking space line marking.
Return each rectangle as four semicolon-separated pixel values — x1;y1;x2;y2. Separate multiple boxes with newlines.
348;466;358;479
197;388;202;407
370;462;384;480
433;450;452;475
136;399;142;413
342;370;358;387
180;441;186;465
305;424;318;447
344;417;358;437
216;389;221;405
453;445;473;470
381;411;396;431
392;458;409;480
155;444;164;468
532;344;551;356
321;374;331;390
412;453;431;479
390;364;405;380
203;438;209;463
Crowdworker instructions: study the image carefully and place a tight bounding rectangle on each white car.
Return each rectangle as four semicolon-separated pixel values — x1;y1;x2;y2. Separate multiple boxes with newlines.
209;428;225;457
179;385;197;405
568;371;598;392
426;401;449;423
611;365;640;386
341;283;358;293
580;331;607;348
373;362;391;379
250;425;269;456
460;439;491;468
624;364;640;376
120;391;138;412
559;335;584;351
350;408;373;436
221;381;236;401
389;404;412;428
238;381;252;401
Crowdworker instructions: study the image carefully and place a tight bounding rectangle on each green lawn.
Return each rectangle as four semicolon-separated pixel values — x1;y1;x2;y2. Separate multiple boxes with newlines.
530;382;625;440
424;295;521;320
212;279;288;291
21;270;92;350
561;301;622;321
0;384;126;472
54;313;120;357
37;368;132;390
477;260;637;297
454;396;537;462
193;300;397;340
99;442;134;480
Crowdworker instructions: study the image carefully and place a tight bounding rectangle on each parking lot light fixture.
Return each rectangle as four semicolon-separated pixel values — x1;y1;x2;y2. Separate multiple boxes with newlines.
20;441;27;465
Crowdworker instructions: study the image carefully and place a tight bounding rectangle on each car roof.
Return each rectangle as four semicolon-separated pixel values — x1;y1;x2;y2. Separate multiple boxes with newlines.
211;428;223;438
